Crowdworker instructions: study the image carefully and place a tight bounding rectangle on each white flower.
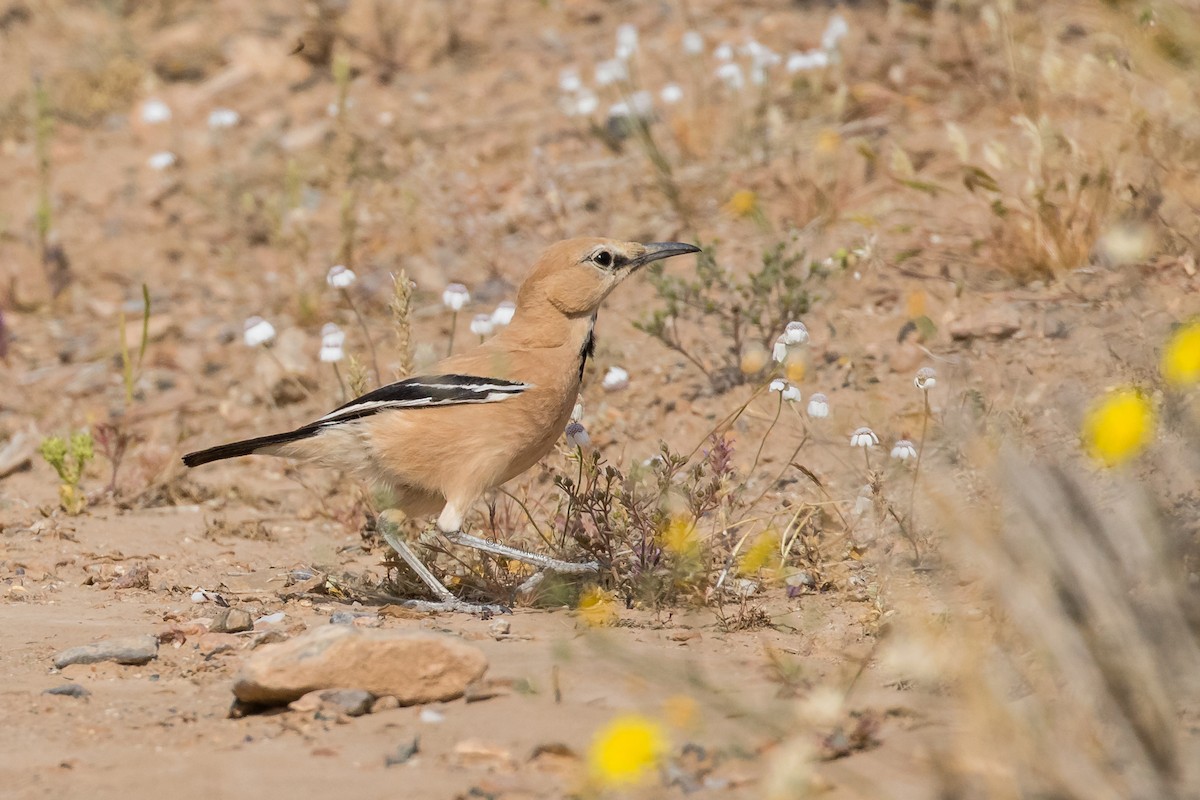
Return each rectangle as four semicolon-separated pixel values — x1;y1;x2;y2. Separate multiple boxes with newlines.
629;90;654;116
769;378;787;393
807;393;830;418
207;108;240;129
822;14;849;51
783;321;809;346
595;59;627;86
326;264;356;289
571;401;584;422
571;91;600;117
141;98;171;124
491;300;516;326
602;365;629;391
891;439;918;460
320;322;345;362
147;151;176;171
850;426;879;448
714;43;733;61
781;384;802;403
320;322;345;347
243;316;276;347
442;283;470;311
609;101;630;118
772;336;789;364
559;68;582;93
470;313;494;337
716;62;744;90
565;421;592;449
616;24;638;60
788;50;829;72
682;31;704;55
914;367;937;391
660;83;684;104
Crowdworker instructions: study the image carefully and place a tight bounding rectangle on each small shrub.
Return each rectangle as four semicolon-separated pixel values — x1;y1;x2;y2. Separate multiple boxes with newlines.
38;431;95;515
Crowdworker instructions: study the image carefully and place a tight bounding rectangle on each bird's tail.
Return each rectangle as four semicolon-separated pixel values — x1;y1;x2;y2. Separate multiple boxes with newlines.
181;426;318;468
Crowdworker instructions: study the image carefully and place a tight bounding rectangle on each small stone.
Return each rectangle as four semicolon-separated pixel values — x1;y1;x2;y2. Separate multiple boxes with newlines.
233;626;488;707
318;689;373;717
488;620;510;639
197;632;244;657
451;739;516;771
44;684;90;699
53;635;159;668
419;707;445;724
385;737;420;767
371;695;401;713
949;306;1021;341
211;608;254;633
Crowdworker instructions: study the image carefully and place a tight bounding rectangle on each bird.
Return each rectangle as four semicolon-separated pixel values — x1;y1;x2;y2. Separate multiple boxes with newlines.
182;237;700;612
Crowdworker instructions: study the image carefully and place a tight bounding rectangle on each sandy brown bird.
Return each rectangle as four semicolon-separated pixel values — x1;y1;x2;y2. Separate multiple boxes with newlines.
183;237;700;612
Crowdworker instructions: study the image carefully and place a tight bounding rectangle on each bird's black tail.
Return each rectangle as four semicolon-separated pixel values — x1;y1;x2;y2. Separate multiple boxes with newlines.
181;425;319;468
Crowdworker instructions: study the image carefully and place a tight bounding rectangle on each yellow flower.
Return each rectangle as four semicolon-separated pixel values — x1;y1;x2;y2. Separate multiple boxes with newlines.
725;189;759;218
738;531;777;575
662;513;699;559
1162;321;1200;387
1082;389;1155;467
588;714;667;787
578;586;618;627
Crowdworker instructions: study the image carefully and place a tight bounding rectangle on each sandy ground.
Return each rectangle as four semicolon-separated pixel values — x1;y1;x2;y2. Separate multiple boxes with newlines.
2;0;1199;798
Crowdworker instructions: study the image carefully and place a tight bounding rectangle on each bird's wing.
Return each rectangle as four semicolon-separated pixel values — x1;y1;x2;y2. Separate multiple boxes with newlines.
315;374;532;426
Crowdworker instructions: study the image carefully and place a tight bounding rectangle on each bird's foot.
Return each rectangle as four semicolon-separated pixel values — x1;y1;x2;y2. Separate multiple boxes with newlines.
392;597;511;616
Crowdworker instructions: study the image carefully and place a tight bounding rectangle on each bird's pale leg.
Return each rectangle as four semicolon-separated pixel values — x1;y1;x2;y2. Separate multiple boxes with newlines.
442;531;600;575
377;512;507;615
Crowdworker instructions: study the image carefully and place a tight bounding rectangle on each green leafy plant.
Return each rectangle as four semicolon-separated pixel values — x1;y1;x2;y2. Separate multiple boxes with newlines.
38;431;95;515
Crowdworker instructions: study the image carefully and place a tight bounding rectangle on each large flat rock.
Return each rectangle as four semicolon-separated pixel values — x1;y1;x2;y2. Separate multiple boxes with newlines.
232;625;488;706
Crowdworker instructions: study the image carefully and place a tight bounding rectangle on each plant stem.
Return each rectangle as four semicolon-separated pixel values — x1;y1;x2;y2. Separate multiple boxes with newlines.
447;310;458;357
908;391;931;529
341;288;381;386
749;393;783;477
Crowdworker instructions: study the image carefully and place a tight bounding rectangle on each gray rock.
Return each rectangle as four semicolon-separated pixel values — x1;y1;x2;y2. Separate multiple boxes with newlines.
44;683;90;698
329;610;379;626
319;688;374;717
211;608;254;633
53;635;159;668
233;625;488;706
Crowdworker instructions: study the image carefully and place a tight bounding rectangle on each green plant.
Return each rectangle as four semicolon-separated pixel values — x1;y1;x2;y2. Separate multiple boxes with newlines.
39;431;95;515
635;241;813;391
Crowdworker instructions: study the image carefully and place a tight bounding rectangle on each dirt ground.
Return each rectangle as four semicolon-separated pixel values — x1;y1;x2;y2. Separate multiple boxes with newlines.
2;1;1199;798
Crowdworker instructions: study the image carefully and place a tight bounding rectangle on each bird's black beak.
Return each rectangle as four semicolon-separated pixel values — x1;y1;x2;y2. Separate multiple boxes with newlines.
628;241;702;270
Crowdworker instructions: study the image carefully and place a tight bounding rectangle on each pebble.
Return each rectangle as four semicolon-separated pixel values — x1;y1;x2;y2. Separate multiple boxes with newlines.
53;635;159;668
385;737;420;767
329;610;380;627
210;608;254;633
44;684;90;699
232;626;488;707
949;306;1021;341
289;688;374;718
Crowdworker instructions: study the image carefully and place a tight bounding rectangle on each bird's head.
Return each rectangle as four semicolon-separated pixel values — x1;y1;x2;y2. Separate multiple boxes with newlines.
517;237;700;317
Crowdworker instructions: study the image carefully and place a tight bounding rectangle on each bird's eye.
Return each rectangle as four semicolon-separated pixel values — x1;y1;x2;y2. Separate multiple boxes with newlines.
593;250;613;268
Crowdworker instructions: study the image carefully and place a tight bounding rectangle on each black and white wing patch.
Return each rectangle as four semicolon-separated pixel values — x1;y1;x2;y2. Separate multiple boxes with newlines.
315;374;531;427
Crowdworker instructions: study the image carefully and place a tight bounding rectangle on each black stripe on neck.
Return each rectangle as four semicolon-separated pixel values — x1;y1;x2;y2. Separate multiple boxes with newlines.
578;316;596;381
